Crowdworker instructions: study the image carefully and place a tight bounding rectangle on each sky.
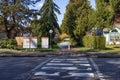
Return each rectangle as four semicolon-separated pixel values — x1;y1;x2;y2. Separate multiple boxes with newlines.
33;0;96;25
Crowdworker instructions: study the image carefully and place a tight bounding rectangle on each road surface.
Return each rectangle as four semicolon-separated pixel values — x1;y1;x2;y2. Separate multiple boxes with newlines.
0;55;120;80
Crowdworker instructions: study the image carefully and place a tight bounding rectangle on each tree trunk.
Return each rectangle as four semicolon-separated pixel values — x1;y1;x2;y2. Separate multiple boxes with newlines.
3;17;10;39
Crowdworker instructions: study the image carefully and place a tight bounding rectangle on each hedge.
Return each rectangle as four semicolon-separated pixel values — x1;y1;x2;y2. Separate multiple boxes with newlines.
83;36;106;49
0;39;17;49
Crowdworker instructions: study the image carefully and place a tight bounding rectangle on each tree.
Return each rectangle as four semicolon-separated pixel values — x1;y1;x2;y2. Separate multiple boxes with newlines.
94;0;120;36
109;0;120;24
28;11;40;37
74;0;92;45
110;0;120;13
61;0;92;45
95;0;113;30
37;0;61;38
61;0;77;40
0;0;40;38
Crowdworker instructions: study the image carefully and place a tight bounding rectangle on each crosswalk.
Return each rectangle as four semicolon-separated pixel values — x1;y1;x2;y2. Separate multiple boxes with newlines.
31;57;100;80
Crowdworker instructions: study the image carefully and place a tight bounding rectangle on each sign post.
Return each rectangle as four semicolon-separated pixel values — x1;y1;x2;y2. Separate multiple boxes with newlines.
49;29;53;49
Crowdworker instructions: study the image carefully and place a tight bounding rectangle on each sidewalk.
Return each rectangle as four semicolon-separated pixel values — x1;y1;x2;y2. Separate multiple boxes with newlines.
0;48;120;58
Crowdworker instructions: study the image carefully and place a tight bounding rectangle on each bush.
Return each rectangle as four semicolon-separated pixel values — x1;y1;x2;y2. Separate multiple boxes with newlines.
83;36;106;49
0;39;17;49
0;39;7;48
7;39;17;49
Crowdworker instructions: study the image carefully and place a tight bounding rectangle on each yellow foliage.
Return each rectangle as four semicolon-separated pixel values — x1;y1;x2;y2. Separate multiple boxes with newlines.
60;33;69;39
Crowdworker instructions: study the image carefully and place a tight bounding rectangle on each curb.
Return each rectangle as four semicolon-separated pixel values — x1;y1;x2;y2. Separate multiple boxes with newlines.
0;51;120;58
0;52;58;57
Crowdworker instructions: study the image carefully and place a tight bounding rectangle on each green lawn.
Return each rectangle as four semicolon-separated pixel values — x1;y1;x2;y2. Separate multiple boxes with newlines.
79;45;120;53
0;47;59;53
0;49;22;53
0;45;120;53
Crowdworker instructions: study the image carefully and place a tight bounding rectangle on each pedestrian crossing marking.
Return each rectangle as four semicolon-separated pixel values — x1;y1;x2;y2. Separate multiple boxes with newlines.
50;61;62;62
41;66;92;71
78;64;91;66
46;63;74;66
68;72;94;77
71;61;89;63
33;57;96;79
41;66;78;70
34;72;59;76
53;58;87;61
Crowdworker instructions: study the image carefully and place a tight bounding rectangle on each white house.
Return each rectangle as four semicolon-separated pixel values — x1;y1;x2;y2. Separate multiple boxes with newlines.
103;23;120;45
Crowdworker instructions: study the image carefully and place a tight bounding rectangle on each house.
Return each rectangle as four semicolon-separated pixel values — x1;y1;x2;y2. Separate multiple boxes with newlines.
103;13;120;45
103;23;120;45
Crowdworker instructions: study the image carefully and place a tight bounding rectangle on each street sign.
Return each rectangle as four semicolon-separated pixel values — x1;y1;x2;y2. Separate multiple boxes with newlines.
41;37;49;48
30;37;37;48
23;37;37;48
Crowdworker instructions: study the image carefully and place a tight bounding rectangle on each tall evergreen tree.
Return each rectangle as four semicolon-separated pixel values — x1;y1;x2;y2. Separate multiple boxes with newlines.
109;0;120;24
74;0;92;45
95;0;113;30
0;0;40;38
110;0;120;13
37;0;61;38
28;12;39;37
61;0;92;45
61;0;77;40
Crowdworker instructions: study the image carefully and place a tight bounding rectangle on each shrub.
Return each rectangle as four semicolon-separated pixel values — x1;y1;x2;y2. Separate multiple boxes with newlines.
7;39;17;49
0;39;7;48
0;39;17;49
83;36;106;49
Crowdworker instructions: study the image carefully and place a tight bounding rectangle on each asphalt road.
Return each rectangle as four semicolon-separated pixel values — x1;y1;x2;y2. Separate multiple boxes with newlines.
0;57;48;80
93;58;120;80
0;56;120;80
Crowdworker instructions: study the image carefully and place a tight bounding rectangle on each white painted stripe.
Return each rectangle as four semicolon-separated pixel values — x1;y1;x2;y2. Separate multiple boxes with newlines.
46;63;74;66
78;64;91;66
71;61;89;63
53;58;87;61
89;58;105;80
68;72;94;77
50;61;62;62
66;59;81;61
41;66;59;69
53;59;66;61
86;68;92;70
41;66;78;70
41;67;92;71
34;72;59;76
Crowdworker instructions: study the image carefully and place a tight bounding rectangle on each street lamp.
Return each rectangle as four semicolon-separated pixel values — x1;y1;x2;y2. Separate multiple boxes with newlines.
49;29;53;48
